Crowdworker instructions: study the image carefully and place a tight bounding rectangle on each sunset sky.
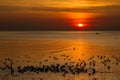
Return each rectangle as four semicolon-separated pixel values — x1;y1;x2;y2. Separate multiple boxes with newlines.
0;0;120;30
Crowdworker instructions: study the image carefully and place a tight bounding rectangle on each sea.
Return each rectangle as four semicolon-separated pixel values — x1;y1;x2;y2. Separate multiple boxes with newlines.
0;31;120;80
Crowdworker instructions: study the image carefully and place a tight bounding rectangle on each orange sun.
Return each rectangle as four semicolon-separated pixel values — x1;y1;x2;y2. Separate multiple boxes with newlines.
77;23;84;27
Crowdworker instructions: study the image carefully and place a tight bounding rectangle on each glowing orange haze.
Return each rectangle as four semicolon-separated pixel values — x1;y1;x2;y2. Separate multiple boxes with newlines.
65;13;95;29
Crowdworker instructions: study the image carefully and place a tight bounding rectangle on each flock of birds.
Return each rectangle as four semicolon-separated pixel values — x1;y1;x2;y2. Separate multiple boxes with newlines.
0;54;120;80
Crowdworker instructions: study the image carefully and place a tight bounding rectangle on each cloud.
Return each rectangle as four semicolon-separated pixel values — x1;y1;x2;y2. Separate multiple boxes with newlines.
0;4;120;13
0;5;25;11
0;5;88;12
94;5;120;12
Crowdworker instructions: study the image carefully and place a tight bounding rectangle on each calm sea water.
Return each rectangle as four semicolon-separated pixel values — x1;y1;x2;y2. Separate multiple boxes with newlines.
0;31;120;80
0;31;119;39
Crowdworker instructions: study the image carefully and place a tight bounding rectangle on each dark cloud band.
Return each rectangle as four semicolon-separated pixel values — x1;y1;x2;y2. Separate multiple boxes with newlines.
0;4;120;13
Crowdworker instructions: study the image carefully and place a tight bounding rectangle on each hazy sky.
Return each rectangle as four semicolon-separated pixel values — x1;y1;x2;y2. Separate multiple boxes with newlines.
0;0;120;30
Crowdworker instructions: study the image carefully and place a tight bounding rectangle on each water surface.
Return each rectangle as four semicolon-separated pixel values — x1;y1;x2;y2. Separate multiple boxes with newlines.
0;31;120;80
